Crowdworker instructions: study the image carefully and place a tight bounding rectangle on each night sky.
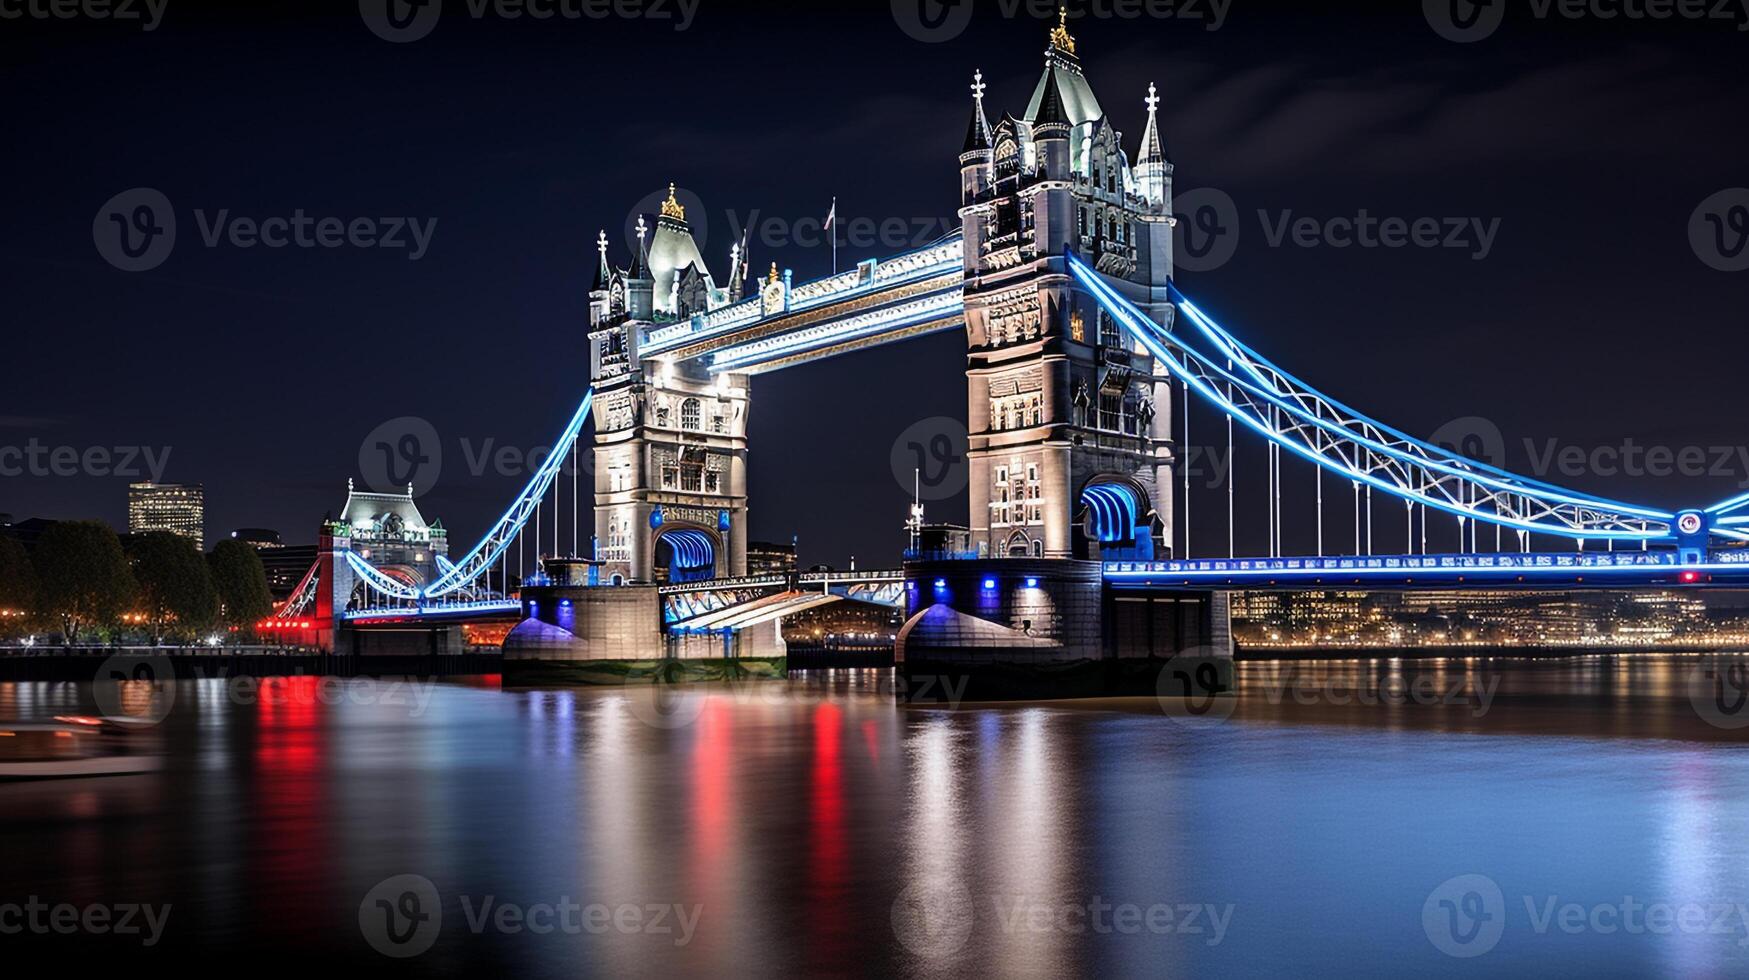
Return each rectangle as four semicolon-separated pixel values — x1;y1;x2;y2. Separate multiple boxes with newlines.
3;0;1747;564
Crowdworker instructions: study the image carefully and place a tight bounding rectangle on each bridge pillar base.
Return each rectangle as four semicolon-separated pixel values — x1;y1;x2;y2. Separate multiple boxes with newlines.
895;558;1231;701
502;583;786;685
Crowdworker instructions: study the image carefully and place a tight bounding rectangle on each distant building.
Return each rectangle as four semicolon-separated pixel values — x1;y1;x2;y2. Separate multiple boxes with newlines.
259;544;320;602
229;528;284;549
0;517;57;550
746;540;797;577
128;482;204;547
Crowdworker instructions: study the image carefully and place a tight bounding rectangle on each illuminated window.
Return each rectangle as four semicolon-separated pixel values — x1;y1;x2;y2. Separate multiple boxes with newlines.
1070;310;1085;343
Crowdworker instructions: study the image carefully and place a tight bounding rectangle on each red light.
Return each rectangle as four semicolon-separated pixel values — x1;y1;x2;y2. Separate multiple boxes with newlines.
1681;571;1701;584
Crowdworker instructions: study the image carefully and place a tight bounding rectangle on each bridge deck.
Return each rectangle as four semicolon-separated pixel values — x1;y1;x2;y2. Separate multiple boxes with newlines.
1105;552;1749;590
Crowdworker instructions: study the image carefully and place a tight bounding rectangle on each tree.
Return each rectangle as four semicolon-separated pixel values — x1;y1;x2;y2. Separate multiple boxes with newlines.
208;539;273;638
0;535;36;637
32;521;136;646
128;532;217;644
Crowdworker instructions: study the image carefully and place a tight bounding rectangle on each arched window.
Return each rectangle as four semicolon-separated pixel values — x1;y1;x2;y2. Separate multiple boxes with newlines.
680;398;701;431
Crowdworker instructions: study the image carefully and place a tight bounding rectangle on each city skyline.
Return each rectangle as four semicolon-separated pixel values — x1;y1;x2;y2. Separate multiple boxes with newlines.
3;2;1747;567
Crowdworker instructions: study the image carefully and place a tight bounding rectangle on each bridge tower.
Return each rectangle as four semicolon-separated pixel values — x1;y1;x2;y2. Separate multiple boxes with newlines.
958;15;1177;563
587;190;751;584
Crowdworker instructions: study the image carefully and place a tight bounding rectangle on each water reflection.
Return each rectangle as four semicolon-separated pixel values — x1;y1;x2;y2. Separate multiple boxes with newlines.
0;658;1747;973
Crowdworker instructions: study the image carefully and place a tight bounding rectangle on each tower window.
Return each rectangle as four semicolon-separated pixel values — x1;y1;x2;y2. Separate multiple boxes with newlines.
680;398;701;431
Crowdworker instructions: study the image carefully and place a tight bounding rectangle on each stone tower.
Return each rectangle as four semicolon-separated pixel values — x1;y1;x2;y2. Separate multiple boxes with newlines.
587;187;751;584
958;13;1178;561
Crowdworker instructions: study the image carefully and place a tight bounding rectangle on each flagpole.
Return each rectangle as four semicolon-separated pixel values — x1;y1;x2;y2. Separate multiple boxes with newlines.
830;196;838;275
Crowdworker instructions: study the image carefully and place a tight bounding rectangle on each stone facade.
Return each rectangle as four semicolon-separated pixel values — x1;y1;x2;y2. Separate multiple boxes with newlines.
957;23;1177;563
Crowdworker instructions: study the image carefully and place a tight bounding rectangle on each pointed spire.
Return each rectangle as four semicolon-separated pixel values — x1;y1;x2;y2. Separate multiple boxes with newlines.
1032;69;1070;133
593;229;612;289
1138;82;1165;163
629;215;651;279
962;69;993;154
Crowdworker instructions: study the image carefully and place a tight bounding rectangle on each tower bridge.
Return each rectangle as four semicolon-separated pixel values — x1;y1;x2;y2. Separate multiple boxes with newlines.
266;15;1748;685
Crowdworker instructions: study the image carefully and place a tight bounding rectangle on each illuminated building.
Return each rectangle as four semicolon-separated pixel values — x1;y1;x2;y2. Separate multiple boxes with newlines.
746;540;797;577
1233;588;1736;649
127;482;205;547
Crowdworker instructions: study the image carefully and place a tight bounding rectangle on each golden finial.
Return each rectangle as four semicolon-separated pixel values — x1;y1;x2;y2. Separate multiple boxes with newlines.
660;182;686;221
1049;7;1076;56
767;262;781;286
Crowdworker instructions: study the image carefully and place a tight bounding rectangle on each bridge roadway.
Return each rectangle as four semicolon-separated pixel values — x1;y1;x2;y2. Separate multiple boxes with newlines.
340;549;1749;629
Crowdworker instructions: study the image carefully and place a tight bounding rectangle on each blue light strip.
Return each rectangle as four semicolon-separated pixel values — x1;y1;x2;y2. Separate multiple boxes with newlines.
421;388;595;598
1083;259;1670;524
660;529;716;570
1169;290;1635;506
1066;255;1670;540
1707;492;1749;516
706;291;963;372
343;599;522;621
1103;551;1749;583
345;550;423;600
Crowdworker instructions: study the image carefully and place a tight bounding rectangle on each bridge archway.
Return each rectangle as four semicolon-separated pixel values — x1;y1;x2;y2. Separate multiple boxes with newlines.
652;525;721;584
1078;479;1156;561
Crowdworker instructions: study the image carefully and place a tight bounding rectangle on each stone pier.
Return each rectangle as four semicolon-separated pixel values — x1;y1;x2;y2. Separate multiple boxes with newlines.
895;558;1232;700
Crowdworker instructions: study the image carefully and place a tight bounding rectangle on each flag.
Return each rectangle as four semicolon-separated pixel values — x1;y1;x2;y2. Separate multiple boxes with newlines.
824;198;836;230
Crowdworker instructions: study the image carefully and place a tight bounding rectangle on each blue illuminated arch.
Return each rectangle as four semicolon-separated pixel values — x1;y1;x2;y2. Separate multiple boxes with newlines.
1079;482;1154;560
657;528;718;583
